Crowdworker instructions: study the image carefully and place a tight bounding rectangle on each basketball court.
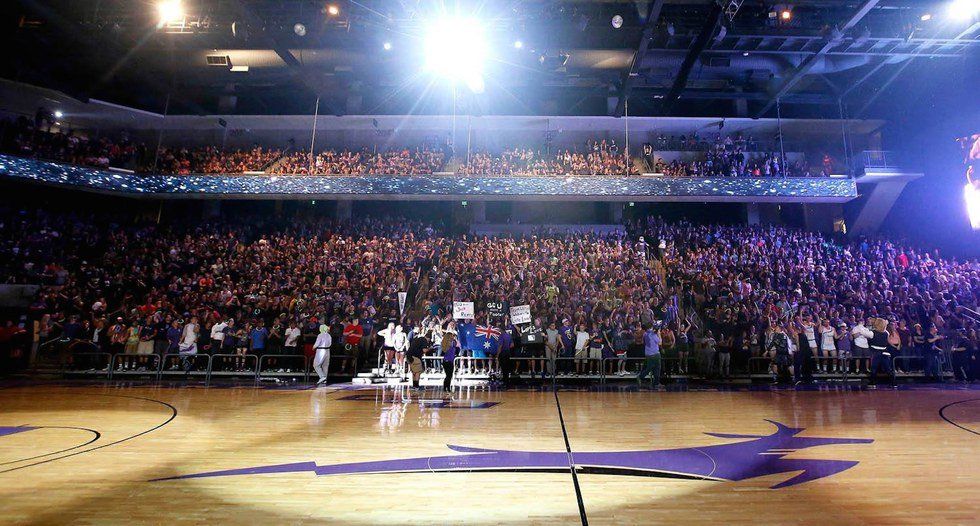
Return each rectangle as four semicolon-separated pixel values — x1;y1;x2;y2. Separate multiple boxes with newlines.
0;382;977;524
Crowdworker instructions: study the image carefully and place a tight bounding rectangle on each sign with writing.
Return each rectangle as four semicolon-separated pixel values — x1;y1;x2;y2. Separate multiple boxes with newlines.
510;305;532;325
453;301;475;320
486;301;505;319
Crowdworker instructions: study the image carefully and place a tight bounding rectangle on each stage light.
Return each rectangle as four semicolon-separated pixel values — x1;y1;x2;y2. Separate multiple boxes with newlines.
781;10;792;21
965;180;980;229
327;5;340;16
948;0;980;20
294;23;307;36
54;110;64;118
742;51;750;56
920;13;933;21
383;41;392;51
157;0;183;25
611;14;624;29
423;17;488;93
514;40;523;49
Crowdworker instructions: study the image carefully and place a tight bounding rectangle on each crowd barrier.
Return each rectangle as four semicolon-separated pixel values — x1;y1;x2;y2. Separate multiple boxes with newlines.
62;352;112;376
258;354;309;381
109;353;162;379
160;353;211;378
57;348;956;384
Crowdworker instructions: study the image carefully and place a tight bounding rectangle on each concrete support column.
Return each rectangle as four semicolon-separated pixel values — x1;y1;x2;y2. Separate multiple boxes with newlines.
745;203;761;225
610;202;625;223
471;200;487;224
204;201;222;218
336;200;352;222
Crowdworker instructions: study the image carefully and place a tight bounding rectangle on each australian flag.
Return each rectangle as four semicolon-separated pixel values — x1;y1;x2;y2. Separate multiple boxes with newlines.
471;324;501;352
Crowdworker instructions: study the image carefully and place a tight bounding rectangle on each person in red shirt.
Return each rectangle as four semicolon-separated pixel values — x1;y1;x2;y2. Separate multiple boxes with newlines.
342;318;364;372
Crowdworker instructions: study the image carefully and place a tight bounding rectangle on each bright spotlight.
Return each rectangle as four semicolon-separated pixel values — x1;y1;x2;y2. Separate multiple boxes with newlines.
157;0;183;25
54;110;64;119
423;16;488;91
514;40;523;49
327;5;340;16
383;41;392;51
948;0;980;20
611;14;624;29
920;13;933;21
781;9;792;21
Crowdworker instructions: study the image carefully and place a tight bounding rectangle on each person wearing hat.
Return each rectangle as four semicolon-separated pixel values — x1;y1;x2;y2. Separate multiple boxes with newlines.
312;324;333;385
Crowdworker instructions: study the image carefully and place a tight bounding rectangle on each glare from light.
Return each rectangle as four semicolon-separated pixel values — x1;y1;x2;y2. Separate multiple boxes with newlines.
293;23;306;37
920;13;933;21
423;16;488;90
327;5;340;16
611;14;624;29
514;40;523;49
157;0;184;25
781;10;792;20
54;110;64;118
947;0;980;20
383;41;392;51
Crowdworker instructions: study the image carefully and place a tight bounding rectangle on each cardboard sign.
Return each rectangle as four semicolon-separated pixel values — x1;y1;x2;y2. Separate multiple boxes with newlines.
486;301;505;319
453;301;475;320
510;305;532;325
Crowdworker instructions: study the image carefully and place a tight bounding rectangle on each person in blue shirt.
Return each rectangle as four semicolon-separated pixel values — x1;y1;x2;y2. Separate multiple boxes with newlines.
638;323;662;387
249;320;269;354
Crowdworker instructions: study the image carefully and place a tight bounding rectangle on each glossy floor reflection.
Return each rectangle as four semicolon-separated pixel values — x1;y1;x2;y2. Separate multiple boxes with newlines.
0;382;977;525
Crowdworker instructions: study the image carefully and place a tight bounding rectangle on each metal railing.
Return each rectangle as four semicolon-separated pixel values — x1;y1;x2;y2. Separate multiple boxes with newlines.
159;353;211;378
860;150;903;169
208;353;259;382
109;353;162;379
258;354;310;380
62;352;113;376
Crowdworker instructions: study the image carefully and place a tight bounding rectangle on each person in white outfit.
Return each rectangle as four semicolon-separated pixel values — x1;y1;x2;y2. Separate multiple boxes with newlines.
392;324;409;373
312;324;333;385
377;322;398;374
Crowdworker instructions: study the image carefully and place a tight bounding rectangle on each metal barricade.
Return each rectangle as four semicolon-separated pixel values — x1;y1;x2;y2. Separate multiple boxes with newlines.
159;353;211;379
453;356;495;380
328;354;358;377
208;353;259;381
62;352;112;377
510;356;551;380
258;354;309;381
109;353;162;379
551;356;605;381
600;356;649;381
748;356;774;376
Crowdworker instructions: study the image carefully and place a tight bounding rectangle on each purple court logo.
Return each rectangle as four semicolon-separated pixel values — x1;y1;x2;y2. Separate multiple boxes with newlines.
153;420;872;488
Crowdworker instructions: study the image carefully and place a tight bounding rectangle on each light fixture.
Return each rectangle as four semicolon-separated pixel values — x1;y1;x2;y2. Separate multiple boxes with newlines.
54;110;64;118
947;0;980;21
611;14;624;29
327;5;340;16
742;51;750;57
157;0;183;25
514;40;523;49
423;16;488;93
293;23;306;36
781;9;792;21
666;22;675;36
920;13;933;21
383;41;392;51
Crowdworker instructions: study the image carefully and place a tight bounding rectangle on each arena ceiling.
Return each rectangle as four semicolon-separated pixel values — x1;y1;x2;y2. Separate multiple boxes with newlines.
5;1;979;119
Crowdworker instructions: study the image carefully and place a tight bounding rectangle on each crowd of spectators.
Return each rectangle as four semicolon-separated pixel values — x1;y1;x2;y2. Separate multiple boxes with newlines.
1;115;146;170
457;140;639;176
154;146;282;175
271;148;447;175
651;152;813;177
2;200;977;385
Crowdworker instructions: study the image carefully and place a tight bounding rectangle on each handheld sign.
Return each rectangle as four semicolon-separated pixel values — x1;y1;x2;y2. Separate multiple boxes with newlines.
486;301;505;319
397;291;407;316
510;305;532;325
453;301;475;320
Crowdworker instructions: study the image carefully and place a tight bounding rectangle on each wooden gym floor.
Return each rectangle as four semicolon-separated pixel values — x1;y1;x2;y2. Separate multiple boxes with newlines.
0;381;977;525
